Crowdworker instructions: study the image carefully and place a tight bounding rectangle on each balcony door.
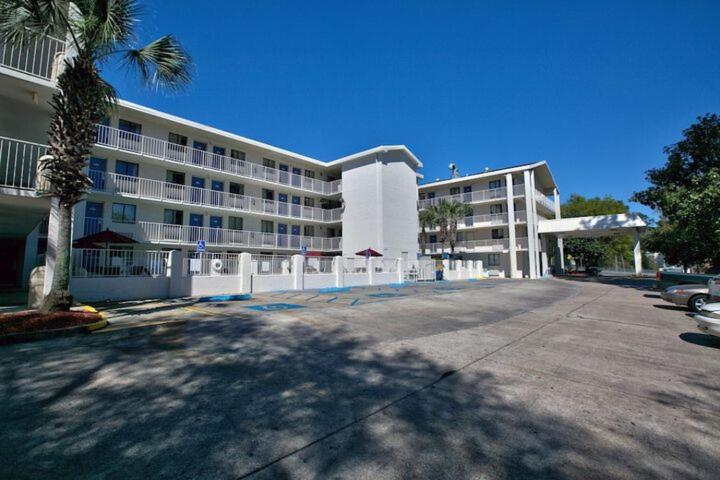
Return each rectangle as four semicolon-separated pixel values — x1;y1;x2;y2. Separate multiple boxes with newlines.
192;141;207;166
290;225;301;249
84;202;103;236
191;177;205;204
211;180;224;206
291;195;301;218
463;185;472;203
292;167;302;187
277;223;287;247
209;216;222;244
279;164;289;185
189;214;203;243
89;157;106;191
278;193;288;216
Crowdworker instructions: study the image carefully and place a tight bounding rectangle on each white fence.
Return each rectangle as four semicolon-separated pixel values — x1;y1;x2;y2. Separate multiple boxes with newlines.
89;170;342;222
95;124;342;195
71;249;169;277
1;35;65;80
252;254;292;275
184;253;240;276
0;136;48;190
304;257;334;274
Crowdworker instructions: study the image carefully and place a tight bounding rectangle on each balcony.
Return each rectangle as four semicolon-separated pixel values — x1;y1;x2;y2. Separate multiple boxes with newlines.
423;211;527;233
418;184;524;209
0;136;48;191
423;237;528;254
535;190;555;213
137;221;342;251
95;125;342;196
1;35;65;81
89;170;342;223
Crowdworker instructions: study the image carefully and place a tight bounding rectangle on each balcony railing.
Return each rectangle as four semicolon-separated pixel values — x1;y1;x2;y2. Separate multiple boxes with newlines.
95;124;342;196
418;184;524;209
83;217;103;236
535;190;555;213
89;170;342;223
137;221;342;251
423;237;529;254
0;136;48;190
1;35;65;81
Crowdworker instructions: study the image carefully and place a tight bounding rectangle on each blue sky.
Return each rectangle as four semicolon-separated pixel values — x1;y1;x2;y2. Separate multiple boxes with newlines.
102;0;720;217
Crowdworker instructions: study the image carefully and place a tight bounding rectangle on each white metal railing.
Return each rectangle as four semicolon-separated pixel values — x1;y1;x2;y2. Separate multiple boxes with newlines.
304;256;334;274
137;221;342;251
418;183;525;209
94;124;342;196
344;257;368;273
423;237;530;253
535;190;555;212
422;211;528;233
0;136;48;190
71;249;169;277
252;254;292;275
89;170;342;223
1;35;65;80
184;252;240;276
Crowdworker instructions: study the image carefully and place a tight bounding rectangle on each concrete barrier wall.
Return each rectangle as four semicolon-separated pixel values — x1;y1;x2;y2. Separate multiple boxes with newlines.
303;273;336;290
70;276;170;302
344;273;370;287
252;274;294;293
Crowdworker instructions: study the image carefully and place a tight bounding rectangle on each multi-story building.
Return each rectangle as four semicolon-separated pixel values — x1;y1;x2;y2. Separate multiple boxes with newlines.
0;34;421;291
417;162;561;279
0;33;646;296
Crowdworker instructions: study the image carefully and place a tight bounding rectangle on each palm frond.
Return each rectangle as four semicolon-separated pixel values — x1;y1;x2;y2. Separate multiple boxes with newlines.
0;0;67;44
124;34;192;91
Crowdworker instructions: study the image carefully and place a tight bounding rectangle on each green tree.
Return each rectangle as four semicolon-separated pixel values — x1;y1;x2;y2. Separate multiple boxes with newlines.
434;199;451;251
633;114;720;271
561;194;633;269
0;0;192;311
418;208;437;253
445;200;471;254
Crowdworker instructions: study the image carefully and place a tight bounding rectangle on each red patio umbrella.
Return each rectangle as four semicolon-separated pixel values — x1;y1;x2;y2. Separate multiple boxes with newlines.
355;248;383;257
72;229;137;249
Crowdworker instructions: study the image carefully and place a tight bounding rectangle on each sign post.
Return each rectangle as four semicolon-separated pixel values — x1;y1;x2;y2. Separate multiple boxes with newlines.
301;245;308;256
196;240;206;253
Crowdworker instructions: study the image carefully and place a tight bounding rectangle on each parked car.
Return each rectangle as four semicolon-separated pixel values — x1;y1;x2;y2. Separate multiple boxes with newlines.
655;269;715;290
708;275;720;302
660;284;709;312
695;302;720;338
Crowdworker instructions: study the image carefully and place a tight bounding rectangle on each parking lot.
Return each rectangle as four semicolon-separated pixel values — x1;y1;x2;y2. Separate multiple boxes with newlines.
1;277;719;479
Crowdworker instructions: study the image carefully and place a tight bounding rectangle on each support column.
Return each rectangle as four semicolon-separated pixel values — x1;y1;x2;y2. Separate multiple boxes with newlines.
553;188;561;219
557;236;565;273
368;257;377;285
334;256;344;287
523;170;537;279
530;170;541;277
239;252;252;293
168;250;185;298
292;255;304;290
397;258;405;284
540;236;549;277
633;229;642;276
505;173;518;278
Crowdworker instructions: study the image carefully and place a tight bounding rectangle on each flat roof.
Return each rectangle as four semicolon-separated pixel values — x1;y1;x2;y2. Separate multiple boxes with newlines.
538;214;647;237
119;100;422;169
418;161;558;192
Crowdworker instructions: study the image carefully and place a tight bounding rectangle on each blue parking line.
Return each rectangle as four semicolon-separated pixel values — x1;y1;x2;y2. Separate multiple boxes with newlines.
326;296;338;303
351;299;360;306
305;294;320;302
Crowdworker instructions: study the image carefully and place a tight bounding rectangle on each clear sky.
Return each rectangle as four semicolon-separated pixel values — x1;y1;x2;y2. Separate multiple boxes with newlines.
101;0;720;217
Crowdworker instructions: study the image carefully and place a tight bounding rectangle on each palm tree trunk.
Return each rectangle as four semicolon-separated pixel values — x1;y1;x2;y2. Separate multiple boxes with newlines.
41;202;74;311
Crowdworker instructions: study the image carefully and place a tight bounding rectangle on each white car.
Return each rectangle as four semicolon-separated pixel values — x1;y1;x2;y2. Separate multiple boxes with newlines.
695;302;720;337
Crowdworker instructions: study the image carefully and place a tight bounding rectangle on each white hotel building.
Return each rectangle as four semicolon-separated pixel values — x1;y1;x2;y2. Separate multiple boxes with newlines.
0;35;645;300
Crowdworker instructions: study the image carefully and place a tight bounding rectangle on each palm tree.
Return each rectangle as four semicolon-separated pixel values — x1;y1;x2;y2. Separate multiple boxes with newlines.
418;207;437;254
0;0;192;311
434;199;451;252
445;200;471;254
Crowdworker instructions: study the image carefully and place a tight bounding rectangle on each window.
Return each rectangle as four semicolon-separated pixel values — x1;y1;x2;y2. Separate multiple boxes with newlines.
450;187;460;195
491;228;504;239
262;158;276;169
118;119;142;134
168;132;187;146
193;141;207;151
304;197;315;208
213;146;225;156
304;170;315;179
112;203;136;224
489;179;502;189
230;149;245;160
304;225;315;237
228;217;243;230
229;182;243;195
115;160;139;177
164;209;183;225
166;170;185;185
261;220;274;233
487;254;501;266
262;189;274;201
490;204;503;214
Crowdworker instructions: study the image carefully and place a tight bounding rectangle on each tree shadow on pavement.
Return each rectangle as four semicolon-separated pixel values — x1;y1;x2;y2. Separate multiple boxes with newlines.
0;311;718;479
679;332;720;350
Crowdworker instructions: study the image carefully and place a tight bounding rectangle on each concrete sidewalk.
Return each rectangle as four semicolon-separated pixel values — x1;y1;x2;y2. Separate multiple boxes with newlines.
1;278;718;479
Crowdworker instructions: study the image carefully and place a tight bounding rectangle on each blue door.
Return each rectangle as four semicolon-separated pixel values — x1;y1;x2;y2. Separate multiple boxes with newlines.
189;214;203;242
191;177;205;203
193;141;207;166
278;223;287;247
89;157;106;190
291;195;301;217
84;202;103;235
278;193;288;216
292;167;302;187
211;180;224;206
278;164;289;184
212;146;225;169
290;225;301;248
209;216;222;243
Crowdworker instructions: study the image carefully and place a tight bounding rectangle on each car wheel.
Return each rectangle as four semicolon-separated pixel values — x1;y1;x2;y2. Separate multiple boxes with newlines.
689;294;708;313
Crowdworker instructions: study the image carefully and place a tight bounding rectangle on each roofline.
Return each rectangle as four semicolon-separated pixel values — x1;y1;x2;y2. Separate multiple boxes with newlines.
117;100;421;169
419;160;557;191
